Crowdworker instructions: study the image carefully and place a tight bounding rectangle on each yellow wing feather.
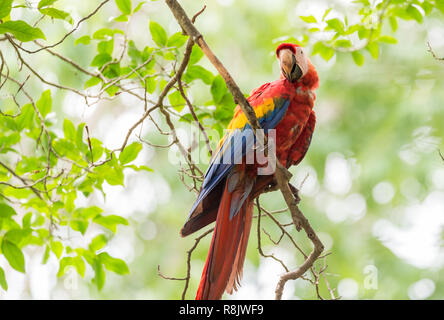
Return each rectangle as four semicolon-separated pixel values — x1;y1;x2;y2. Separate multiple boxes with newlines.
213;97;276;156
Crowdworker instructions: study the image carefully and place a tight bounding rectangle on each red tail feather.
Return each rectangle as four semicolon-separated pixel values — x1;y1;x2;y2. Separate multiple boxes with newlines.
196;181;253;300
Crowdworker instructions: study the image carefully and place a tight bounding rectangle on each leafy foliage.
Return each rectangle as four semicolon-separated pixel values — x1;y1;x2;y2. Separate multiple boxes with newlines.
0;0;442;299
294;0;444;65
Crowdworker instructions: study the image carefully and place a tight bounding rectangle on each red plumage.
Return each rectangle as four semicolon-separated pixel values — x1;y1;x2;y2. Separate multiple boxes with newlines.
196;171;254;299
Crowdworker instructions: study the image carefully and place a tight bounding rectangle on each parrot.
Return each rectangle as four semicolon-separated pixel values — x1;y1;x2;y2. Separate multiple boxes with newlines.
180;43;319;300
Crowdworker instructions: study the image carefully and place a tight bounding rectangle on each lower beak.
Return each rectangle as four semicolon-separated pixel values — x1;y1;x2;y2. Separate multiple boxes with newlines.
289;64;302;82
282;63;303;82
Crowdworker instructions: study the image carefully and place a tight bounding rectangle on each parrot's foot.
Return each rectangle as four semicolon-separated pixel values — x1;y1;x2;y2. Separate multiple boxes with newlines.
261;180;300;205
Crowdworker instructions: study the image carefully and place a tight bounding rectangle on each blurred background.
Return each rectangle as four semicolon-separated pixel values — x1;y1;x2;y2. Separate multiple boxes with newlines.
1;0;444;300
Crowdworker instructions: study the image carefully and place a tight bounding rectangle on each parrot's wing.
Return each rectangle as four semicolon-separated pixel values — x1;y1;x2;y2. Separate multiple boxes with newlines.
182;82;291;236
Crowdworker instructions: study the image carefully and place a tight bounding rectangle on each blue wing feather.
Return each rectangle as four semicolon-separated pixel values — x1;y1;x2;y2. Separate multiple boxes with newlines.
186;98;290;222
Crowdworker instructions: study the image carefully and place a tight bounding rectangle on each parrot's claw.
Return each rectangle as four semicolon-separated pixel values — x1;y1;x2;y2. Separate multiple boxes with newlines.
289;183;301;204
291;213;303;232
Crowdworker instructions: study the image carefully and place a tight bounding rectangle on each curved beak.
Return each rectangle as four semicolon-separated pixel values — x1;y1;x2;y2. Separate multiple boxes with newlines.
279;48;303;82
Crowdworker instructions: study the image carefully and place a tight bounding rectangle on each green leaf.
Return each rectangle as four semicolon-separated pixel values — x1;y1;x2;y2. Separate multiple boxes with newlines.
334;39;352;48
211;75;226;104
76;123;88;152
389;16;398;32
146;77;157;93
0;20;46;42
89;138;104;161
91;53;112;67
0;132;20;151
70;219;89;235
312;41;335;61
76;248;94;266
167;32;188;48
366;42;379;59
57;256;85;278
116;0;132;15
358;26;370;40
99;252;129;275
344;24;360;35
93;258;105;290
436;0;444;14
99;165;124;186
392;6;412;20
189;45;204;65
36;89;52;118
133;1;146;13
79;206;103;219
1;239;25;273
4;229;31;248
149;21;167;47
63;119;76;141
93;28;115;40
299;15;317;23
57;257;70;277
22;212;32;229
42;245;50;264
128;39;141;62
84;76;101;88
53;139;81;161
168;90;186;112
105;86;120;97
119;142;142;165
0;203;16;218
73;256;85;277
103;63;120;79
0;215;21;231
50;241;64;259
0;266;7;290
379;35;398;44
16;104;35;130
326;18;344;34
124;164;153;172
89;234;107;252
185;65;214;85
351;51;365;66
57;257;68;276
322;8;332;21
63;191;76;213
94;215;128;233
39;8;71;23
113;14;128;22
0;0;13;19
406;4;423;23
98;39;114;55
421;1;433;16
0;132;20;152
38;0;57;9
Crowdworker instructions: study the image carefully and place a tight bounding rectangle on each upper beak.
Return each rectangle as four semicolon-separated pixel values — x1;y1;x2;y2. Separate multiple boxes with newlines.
279;49;302;82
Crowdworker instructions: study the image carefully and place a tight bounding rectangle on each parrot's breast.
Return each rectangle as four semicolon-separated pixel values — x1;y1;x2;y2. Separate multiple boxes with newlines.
274;86;314;166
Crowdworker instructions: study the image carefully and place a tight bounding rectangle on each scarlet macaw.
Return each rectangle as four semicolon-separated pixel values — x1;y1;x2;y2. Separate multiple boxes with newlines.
180;43;319;300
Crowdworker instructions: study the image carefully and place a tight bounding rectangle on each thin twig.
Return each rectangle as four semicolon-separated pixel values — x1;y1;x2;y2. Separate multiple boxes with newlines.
428;42;444;61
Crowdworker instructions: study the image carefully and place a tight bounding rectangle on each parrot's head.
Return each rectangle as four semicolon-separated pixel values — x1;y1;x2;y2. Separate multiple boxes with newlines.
276;43;309;83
